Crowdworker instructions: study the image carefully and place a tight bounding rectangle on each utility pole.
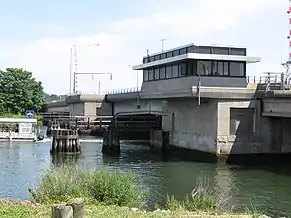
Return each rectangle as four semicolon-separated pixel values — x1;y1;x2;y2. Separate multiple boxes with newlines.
71;43;100;94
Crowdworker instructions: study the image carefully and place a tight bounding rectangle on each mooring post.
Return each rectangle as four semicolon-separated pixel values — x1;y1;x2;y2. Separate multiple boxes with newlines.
51;128;81;154
102;127;120;155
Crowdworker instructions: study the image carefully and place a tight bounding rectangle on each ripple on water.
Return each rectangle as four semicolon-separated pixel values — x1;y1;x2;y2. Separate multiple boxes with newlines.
0;138;290;217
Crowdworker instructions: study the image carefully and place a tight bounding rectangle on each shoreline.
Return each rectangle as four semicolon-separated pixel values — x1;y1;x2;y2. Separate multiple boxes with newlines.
0;199;269;218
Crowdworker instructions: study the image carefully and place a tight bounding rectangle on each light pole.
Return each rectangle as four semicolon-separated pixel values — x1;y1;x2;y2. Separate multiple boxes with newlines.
128;65;138;90
161;38;166;52
70;43;100;94
74;72;112;94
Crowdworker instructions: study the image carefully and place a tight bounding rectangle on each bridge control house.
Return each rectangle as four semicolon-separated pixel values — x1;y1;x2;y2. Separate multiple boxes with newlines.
127;43;291;162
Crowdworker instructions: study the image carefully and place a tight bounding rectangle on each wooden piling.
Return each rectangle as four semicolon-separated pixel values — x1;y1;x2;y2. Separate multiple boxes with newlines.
102;127;120;155
51;129;80;153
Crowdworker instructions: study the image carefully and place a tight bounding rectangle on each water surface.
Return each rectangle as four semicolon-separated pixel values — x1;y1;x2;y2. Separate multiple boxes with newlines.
0;136;290;217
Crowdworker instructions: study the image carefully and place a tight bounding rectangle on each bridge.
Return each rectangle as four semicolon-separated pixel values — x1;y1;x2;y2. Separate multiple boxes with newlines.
43;42;291;164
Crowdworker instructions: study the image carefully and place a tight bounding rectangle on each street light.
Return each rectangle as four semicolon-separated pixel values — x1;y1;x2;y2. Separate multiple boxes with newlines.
128;65;139;90
69;43;100;94
161;38;166;52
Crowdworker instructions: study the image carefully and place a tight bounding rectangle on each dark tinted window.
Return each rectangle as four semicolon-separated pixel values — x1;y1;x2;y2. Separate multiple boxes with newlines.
154;55;160;61
143;70;148;81
229;62;245;77
230;48;246;56
217;62;223;76
154;68;159;80
148;69;154;80
166;65;172;78
179;48;187;55
161;53;166;59
197;46;211;54
197;61;211;75
167;51;173;58
160;67;166;79
179;63;187;76
223;62;229;75
211;61;218;75
187;46;195;53
212;47;229;55
172;64;178;77
173;50;179;56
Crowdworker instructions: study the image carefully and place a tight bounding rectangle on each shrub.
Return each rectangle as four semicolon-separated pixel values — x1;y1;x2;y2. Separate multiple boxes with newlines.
28;166;87;204
165;176;233;213
28;165;148;208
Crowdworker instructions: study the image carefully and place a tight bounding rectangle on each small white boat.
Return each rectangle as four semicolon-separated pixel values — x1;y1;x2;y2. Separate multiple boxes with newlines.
0;118;38;142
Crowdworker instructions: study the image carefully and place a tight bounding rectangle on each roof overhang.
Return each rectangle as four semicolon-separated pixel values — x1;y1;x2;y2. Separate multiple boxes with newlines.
133;53;261;70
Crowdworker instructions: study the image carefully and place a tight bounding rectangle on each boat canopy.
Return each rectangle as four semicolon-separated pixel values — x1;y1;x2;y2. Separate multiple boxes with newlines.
0;118;37;123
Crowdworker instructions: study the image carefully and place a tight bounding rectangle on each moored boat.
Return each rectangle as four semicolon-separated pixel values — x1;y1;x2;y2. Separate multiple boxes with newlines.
0;118;37;142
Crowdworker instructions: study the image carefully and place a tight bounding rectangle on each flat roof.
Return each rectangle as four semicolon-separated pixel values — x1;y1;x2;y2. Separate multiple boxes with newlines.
143;43;247;58
0;118;37;123
133;53;261;70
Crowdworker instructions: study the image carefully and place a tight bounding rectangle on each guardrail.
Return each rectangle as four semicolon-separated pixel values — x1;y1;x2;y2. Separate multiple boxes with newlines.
247;75;284;84
105;87;141;95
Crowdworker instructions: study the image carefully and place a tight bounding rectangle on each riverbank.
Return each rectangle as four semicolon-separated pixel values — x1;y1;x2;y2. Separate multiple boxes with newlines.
0;199;267;218
1;165;267;218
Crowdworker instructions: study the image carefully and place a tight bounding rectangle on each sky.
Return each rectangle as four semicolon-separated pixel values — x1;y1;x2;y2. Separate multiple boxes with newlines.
0;0;289;94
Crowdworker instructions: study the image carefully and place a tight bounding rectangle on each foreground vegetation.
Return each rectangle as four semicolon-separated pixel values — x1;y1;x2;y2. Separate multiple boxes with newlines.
0;166;265;217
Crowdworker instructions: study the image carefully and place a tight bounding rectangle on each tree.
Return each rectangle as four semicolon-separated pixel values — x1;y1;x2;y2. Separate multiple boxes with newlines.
0;68;45;114
44;93;61;102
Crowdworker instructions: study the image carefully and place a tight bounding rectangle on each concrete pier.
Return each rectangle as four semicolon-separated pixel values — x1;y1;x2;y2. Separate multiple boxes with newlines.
51;129;80;153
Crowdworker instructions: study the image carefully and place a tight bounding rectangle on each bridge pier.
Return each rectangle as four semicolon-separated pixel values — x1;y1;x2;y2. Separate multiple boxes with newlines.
51;129;81;153
102;128;120;155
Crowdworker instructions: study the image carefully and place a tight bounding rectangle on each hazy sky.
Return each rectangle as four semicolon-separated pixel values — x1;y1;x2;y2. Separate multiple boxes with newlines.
0;0;288;94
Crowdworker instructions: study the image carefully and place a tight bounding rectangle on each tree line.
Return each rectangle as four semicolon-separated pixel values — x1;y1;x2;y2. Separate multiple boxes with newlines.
0;68;61;115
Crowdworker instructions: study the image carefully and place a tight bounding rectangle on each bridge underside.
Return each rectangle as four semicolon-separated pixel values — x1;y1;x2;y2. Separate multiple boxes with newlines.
115;114;162;131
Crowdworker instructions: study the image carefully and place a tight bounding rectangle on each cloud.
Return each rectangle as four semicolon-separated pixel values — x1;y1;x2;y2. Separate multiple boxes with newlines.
0;0;286;94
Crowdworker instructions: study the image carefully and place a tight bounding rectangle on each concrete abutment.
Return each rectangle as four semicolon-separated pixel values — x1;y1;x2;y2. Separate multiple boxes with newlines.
147;97;291;164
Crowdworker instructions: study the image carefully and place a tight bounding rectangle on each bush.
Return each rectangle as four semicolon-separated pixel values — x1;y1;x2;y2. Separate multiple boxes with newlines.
28;166;148;208
165;176;233;213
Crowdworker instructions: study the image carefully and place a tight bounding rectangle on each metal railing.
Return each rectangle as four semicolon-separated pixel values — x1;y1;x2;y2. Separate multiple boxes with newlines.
247;75;283;84
105;87;141;95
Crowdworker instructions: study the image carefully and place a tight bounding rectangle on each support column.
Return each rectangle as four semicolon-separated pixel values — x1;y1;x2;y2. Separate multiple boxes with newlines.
102;127;120;155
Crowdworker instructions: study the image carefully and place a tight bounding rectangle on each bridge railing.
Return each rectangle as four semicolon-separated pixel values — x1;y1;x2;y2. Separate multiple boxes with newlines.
105;87;141;95
246;75;284;84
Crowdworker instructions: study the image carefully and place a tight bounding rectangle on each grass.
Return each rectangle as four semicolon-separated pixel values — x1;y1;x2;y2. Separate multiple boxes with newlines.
0;166;265;217
28;165;147;208
164;177;233;213
0;202;263;218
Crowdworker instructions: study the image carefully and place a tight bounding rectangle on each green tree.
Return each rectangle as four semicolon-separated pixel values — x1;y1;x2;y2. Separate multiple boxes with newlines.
0;68;45;114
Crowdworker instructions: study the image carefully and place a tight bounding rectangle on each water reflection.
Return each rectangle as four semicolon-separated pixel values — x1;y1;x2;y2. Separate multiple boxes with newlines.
0;138;290;216
51;153;80;166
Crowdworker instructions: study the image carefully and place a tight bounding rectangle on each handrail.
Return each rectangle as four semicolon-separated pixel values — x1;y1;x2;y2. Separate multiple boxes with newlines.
105;87;141;95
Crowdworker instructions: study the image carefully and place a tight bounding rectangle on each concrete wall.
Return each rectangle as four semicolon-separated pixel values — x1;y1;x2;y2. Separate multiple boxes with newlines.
98;102;113;116
216;100;261;155
216;99;291;155
113;97;218;154
69;103;85;116
113;99;163;115
262;98;291;117
161;98;218;154
47;106;70;113
141;76;247;98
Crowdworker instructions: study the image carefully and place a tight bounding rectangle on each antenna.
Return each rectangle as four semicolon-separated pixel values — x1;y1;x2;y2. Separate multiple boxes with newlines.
281;0;291;88
73;45;78;93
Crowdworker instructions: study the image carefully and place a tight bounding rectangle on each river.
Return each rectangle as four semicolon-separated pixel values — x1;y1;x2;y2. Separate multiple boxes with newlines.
0;136;290;217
